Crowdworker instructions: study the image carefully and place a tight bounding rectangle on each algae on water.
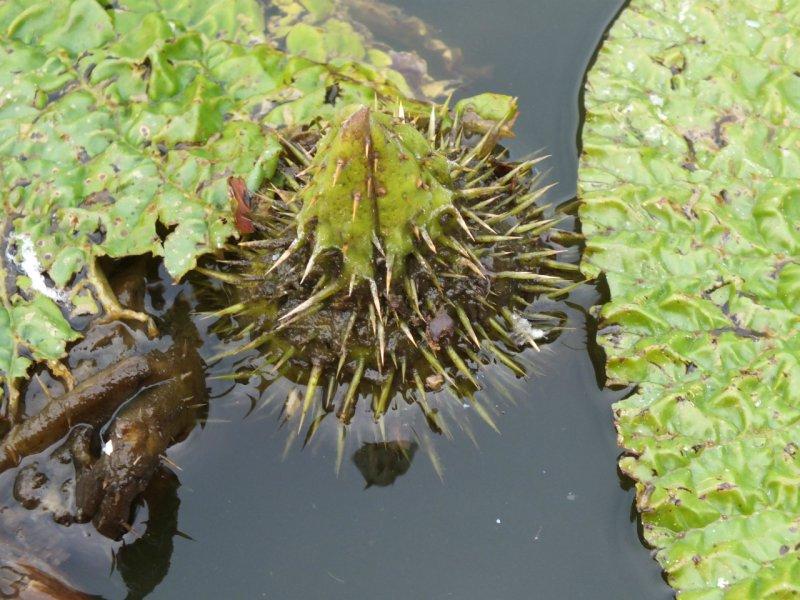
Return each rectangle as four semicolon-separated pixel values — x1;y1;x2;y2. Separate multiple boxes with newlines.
580;0;800;596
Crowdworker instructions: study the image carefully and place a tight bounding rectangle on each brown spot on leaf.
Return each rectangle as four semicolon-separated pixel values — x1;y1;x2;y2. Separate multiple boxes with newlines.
712;114;738;148
228;176;254;234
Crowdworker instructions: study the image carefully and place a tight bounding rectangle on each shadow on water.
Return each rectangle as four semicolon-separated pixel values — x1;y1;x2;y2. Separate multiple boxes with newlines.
353;442;418;488
0;1;674;599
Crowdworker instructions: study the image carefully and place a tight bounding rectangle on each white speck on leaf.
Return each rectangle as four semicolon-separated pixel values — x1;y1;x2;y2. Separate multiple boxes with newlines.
645;125;663;142
678;1;691;23
7;233;67;303
102;440;114;456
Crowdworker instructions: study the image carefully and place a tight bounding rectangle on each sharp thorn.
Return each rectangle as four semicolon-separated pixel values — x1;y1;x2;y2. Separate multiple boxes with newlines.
332;158;344;187
339;358;366;425
299;364;323;433
280;281;340;321
446;346;479;388
399;321;418;347
374;370;395;419
385;257;394;295
451;208;474;241
300;251;318;283
420;228;437;254
369;278;383;321
267;238;302;274
352;192;362;222
348;273;357;297
454;305;481;348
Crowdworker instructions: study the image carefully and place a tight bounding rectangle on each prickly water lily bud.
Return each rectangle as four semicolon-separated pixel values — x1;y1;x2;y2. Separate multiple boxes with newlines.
295;106;454;284
204;99;575;467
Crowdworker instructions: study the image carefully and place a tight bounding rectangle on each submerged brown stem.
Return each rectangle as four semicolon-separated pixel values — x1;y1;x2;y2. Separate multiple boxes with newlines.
0;351;172;474
75;370;202;540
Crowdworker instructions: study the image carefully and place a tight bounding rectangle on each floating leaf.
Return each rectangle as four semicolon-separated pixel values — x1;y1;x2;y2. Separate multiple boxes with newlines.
0;287;81;398
455;93;518;124
580;0;800;597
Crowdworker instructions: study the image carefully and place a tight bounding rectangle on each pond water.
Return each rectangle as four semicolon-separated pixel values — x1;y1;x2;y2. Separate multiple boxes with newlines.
1;1;675;598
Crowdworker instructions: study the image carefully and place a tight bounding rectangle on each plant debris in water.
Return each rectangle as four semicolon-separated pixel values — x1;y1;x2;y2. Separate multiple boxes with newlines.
581;0;800;596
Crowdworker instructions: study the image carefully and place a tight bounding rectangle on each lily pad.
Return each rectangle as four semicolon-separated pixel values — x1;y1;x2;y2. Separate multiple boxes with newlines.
580;0;800;597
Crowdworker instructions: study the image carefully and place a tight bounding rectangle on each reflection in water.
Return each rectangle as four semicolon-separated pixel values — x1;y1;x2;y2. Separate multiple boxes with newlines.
0;562;100;599
116;468;182;600
1;466;181;599
353;441;418;488
0;259;206;598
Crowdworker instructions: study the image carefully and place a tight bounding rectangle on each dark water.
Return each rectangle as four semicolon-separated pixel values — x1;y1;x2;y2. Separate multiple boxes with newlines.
1;1;674;598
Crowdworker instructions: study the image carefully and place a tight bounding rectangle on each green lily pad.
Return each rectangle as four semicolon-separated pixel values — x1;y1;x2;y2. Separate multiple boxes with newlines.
0;291;80;386
580;0;800;597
